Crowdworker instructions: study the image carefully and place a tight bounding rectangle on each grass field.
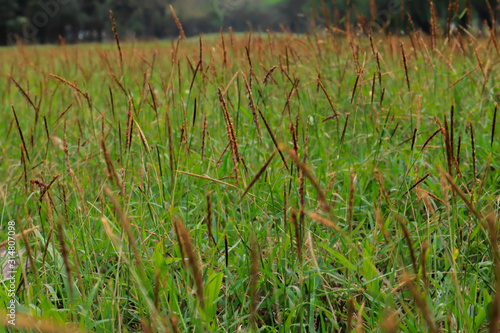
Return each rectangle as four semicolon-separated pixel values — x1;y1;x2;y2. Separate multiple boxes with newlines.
1;25;500;332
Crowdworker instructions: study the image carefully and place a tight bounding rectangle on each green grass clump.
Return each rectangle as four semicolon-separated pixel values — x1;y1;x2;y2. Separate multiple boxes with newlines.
0;30;500;332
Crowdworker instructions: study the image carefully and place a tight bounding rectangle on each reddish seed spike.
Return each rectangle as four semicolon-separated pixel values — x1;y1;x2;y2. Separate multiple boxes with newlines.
56;218;73;298
351;73;360;104
9;74;38;115
169;5;186;40
340;114;350;144
429;0;437;50
348;168;355;234
100;136;122;191
239;151;277;203
180;99;188;152
369;0;377;21
317;74;338;116
401;42;410;91
477;154;492;201
242;74;263;144
421;129;441;151
206;193;215;245
410;127;417;151
283;182;287;234
201;114;208;159
166;104;174;184
470;121;476;187
217;88;240;162
421;240;429;290
450;104;454;156
263;65;277;85
109;86;115;119
249;234;259;329
254;104;289;171
492;104;498;148
371;72;376;105
174;216;205;309
290;208;301;263
347;298;354;332
403;173;431;197
442;114;453;176
380;87;385;106
11;105;30;163
316;71;321;93
220;28;227;68
401;274;438;333
109;10;123;72
199;33;203;72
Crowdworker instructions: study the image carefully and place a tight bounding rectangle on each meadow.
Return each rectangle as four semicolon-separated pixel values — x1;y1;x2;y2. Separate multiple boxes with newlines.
1;21;500;332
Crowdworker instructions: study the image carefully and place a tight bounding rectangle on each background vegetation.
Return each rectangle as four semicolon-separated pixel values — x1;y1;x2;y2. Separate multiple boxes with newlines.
1;0;499;45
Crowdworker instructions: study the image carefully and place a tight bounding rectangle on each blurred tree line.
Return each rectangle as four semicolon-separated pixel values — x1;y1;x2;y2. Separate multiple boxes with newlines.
0;0;497;45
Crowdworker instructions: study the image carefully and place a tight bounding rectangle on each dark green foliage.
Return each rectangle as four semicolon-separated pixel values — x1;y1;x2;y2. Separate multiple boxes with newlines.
1;0;498;45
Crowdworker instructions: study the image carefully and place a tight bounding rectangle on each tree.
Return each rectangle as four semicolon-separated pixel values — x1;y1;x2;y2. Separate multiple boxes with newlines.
1;0;498;45
0;0;23;45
